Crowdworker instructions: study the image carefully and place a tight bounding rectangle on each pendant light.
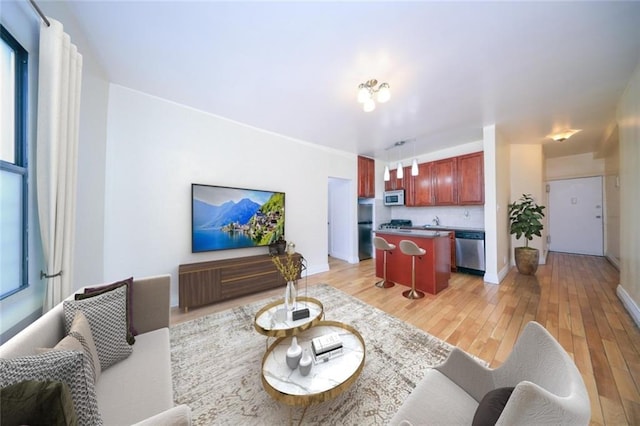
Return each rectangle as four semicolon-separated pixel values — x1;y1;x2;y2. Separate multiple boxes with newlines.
396;143;403;179
411;140;419;176
383;149;390;181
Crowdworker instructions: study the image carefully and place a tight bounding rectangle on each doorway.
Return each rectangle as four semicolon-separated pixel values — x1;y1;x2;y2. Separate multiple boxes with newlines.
547;176;604;256
327;177;353;262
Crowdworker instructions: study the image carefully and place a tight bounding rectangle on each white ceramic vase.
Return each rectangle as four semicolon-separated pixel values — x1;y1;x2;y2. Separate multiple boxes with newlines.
286;337;302;369
299;348;313;376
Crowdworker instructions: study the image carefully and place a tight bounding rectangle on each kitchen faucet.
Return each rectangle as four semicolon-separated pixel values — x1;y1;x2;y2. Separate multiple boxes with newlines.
433;216;440;226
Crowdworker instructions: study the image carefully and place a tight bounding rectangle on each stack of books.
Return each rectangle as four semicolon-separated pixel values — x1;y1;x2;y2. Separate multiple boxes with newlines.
311;333;343;363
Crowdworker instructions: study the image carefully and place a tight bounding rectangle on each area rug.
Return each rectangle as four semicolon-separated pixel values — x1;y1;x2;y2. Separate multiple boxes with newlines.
170;284;454;425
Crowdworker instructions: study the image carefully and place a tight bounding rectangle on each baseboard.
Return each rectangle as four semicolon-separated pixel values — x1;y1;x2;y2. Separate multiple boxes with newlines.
617;285;640;328
305;262;330;277
498;263;511;282
606;254;621;270
483;263;510;285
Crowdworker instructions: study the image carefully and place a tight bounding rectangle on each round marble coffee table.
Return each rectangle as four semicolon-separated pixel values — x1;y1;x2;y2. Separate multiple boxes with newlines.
261;321;366;407
254;297;324;337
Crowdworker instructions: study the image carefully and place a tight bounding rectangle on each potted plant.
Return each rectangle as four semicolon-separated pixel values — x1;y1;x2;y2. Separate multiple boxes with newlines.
508;193;546;275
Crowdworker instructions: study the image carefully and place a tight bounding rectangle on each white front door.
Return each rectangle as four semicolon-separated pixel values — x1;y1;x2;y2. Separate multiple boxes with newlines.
548;176;604;256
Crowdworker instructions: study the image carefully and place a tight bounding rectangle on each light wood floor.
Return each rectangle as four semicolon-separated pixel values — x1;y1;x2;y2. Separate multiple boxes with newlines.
171;252;639;425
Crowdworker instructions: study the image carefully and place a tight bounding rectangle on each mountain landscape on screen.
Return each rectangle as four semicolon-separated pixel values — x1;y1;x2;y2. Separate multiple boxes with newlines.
192;185;285;252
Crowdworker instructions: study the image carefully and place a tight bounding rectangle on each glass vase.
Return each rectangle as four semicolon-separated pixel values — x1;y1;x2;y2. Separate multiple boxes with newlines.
284;280;297;312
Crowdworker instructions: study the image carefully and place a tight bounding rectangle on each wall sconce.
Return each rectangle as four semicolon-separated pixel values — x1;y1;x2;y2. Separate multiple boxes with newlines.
357;79;390;112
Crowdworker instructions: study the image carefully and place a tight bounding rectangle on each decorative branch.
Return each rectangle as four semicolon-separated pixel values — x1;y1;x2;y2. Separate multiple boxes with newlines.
272;253;300;282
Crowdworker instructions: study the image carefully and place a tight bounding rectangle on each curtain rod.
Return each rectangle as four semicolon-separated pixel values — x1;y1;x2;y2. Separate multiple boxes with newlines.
28;0;51;27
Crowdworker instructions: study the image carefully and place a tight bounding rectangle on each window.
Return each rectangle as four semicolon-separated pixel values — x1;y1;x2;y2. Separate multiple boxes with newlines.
1;25;28;299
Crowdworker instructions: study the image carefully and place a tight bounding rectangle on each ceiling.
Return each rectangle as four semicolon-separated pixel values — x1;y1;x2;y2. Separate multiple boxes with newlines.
54;1;640;160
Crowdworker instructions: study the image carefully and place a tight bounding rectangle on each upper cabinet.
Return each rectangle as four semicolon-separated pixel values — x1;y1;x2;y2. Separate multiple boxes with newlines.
357;156;375;198
411;162;434;206
382;151;484;206
457;152;484;205
433;157;457;205
384;167;406;191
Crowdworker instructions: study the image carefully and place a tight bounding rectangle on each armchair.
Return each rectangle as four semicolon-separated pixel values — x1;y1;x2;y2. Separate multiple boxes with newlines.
390;321;590;425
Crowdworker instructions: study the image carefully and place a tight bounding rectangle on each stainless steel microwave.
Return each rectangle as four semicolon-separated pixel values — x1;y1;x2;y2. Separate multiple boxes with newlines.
383;190;405;206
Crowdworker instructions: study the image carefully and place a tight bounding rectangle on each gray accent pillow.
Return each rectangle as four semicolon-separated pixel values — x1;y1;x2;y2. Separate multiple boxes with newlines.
472;387;515;426
0;350;102;425
64;285;132;370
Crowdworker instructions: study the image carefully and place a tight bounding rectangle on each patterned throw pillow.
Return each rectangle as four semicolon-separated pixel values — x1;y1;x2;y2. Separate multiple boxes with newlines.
78;277;138;342
40;311;101;383
64;285;132;370
0;351;102;425
68;311;102;382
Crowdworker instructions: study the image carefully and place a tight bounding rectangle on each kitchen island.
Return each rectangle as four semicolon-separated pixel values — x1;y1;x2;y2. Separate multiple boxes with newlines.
374;229;451;295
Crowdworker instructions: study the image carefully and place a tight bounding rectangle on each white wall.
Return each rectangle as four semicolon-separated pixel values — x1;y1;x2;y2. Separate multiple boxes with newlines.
616;62;640;326
491;125;512;283
509;145;547;264
546;152;605;180
604;140;621;267
481;125;511;284
390;205;484;229
104;86;356;305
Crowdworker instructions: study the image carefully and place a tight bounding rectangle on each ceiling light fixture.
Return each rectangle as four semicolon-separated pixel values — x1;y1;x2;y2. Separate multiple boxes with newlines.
548;129;581;142
357;79;390;112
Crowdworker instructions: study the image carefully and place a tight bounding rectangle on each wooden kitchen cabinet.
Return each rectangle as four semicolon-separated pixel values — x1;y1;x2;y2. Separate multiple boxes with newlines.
384;167;405;191
402;166;417;205
457;152;484;205
433;157;457;205
357;156;375;198
384;152;483;206
448;232;456;272
412;162;434;206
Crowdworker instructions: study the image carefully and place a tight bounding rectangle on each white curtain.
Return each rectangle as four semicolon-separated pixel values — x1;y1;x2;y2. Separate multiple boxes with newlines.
36;18;83;312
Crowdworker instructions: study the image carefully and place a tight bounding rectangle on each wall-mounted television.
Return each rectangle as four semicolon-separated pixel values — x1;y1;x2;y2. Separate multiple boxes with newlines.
191;184;285;253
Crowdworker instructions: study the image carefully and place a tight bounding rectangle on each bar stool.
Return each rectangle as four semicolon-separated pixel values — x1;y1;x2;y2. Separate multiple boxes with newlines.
399;240;426;299
372;236;395;288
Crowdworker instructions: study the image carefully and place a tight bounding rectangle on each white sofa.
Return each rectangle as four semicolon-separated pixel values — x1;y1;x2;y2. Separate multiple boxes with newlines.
0;275;191;426
390;321;590;425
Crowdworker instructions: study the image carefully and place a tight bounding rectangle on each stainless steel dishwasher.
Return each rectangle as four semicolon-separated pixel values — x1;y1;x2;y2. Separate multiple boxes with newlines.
455;230;485;275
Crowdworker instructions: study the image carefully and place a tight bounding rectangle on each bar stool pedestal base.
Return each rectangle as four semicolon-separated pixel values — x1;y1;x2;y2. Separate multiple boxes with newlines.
375;279;395;288
402;289;425;299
